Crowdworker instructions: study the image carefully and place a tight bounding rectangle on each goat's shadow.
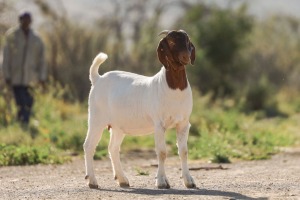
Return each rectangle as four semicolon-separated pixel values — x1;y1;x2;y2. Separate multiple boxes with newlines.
95;187;268;200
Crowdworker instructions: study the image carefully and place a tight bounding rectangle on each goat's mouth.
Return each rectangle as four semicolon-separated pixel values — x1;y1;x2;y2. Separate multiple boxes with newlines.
179;59;190;66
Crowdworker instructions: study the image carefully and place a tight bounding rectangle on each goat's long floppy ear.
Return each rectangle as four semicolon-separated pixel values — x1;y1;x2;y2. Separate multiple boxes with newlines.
190;42;196;65
157;38;171;69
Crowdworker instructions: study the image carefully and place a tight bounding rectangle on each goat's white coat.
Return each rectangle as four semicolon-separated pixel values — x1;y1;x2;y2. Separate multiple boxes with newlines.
84;52;195;188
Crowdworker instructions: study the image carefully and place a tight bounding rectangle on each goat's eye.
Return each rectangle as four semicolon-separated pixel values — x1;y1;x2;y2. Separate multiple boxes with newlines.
188;41;192;47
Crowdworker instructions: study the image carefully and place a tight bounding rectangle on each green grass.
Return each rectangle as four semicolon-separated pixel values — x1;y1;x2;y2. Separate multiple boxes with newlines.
135;167;150;176
186;92;299;162
0;85;299;166
0;144;70;166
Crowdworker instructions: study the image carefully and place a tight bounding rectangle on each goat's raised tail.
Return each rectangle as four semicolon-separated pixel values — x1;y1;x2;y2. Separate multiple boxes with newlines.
89;52;108;85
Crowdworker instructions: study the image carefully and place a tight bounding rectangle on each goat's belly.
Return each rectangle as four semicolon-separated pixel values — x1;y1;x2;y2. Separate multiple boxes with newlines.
111;116;154;136
122;126;154;136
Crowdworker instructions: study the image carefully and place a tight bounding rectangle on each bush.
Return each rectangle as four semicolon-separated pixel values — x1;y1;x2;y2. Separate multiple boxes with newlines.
0;144;69;166
242;76;288;117
244;77;272;111
177;3;253;98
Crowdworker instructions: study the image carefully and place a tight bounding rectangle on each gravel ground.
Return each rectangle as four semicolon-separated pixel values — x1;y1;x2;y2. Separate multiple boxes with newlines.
0;149;299;200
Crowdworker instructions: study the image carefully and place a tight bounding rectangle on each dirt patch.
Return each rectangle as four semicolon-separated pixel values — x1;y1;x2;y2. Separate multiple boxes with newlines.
1;149;299;200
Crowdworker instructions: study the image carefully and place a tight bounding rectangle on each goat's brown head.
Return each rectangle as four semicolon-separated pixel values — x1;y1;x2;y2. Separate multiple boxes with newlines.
157;30;195;70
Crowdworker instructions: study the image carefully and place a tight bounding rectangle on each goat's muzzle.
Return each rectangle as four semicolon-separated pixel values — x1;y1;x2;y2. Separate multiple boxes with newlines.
179;52;191;65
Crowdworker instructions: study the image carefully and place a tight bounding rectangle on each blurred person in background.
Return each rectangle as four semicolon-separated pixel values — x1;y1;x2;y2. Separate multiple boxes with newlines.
2;12;47;126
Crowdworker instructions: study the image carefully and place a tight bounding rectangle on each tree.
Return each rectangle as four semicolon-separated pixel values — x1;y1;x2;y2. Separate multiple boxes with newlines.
177;3;253;98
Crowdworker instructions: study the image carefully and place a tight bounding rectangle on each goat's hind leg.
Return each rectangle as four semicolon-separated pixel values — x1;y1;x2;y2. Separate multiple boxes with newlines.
108;128;129;187
83;116;106;189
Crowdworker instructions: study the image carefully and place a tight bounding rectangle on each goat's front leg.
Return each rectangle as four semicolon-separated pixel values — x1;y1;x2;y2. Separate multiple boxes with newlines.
176;122;196;188
154;125;170;189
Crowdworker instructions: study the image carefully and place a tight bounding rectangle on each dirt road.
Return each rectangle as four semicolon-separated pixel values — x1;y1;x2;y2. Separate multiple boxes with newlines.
1;149;299;200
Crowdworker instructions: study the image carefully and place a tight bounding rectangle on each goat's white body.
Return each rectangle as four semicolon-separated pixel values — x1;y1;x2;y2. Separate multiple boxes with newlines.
84;53;195;189
90;68;192;135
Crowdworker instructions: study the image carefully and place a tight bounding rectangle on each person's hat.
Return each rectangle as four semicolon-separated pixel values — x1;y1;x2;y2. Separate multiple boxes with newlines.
19;12;31;20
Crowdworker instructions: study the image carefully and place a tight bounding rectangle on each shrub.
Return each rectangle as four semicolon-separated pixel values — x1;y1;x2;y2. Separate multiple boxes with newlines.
177;3;253;98
0;144;70;166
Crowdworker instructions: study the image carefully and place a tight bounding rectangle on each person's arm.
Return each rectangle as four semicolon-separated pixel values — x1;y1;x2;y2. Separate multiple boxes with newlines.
2;33;12;85
37;38;47;84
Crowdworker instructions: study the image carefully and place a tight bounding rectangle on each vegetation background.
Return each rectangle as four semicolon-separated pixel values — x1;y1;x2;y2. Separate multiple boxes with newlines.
0;0;299;166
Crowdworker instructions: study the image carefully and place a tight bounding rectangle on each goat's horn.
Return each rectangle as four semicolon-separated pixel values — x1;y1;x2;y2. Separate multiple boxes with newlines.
158;30;169;36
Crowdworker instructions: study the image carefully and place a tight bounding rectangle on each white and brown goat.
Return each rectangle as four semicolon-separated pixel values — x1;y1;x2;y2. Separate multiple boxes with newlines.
84;30;196;189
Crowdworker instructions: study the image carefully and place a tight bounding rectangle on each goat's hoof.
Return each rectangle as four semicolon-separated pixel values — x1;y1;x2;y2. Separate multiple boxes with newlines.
185;183;196;188
156;178;170;189
119;182;130;188
88;183;99;189
115;174;130;188
157;183;170;189
85;175;98;189
183;175;196;188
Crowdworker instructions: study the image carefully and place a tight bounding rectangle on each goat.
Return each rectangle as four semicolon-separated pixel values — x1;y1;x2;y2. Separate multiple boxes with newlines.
83;30;196;189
